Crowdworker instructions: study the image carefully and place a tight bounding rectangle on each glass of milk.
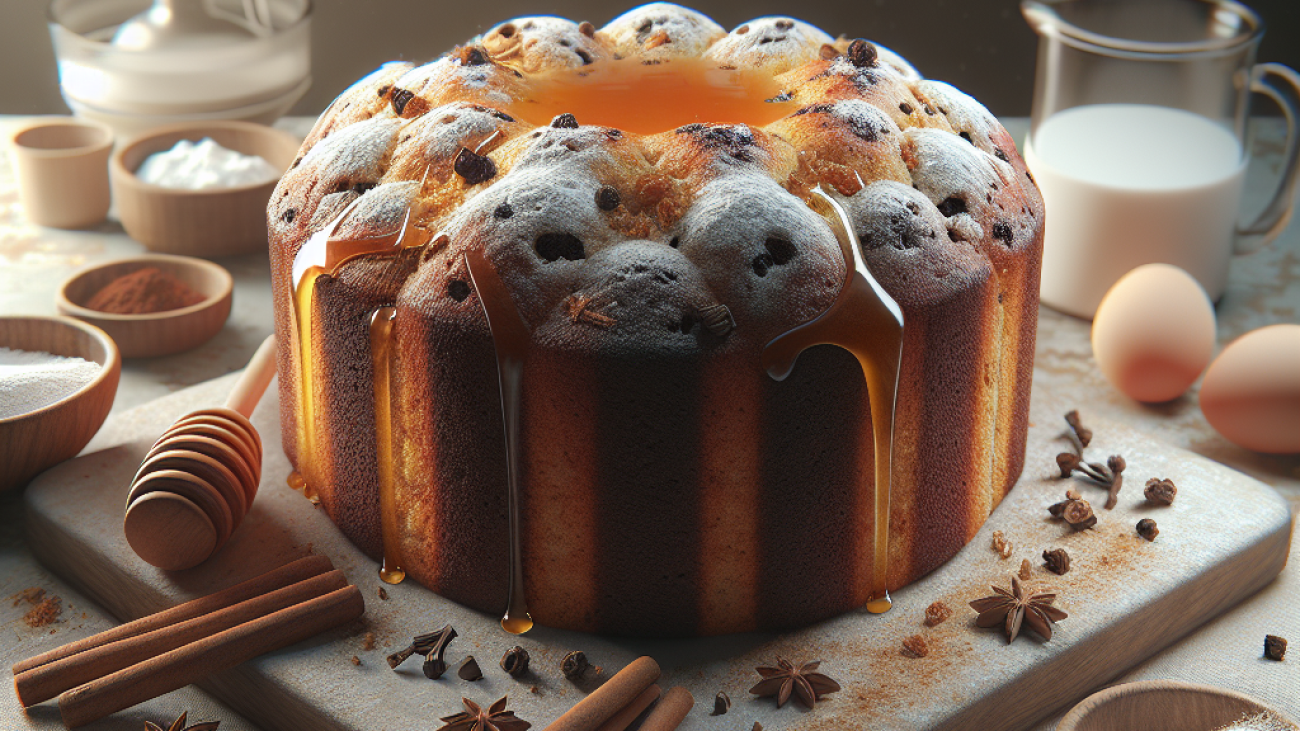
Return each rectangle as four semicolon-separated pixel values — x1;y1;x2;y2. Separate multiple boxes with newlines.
1022;0;1300;318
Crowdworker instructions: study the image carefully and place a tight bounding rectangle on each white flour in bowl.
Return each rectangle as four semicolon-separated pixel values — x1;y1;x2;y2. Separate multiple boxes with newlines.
136;137;280;189
1213;713;1300;731
0;347;100;419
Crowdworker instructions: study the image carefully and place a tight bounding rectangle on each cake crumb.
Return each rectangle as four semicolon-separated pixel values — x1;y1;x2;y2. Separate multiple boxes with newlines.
1018;558;1032;580
24;594;62;628
530;685;540;695
362;632;376;651
991;530;1012;559
901;635;929;658
924;601;953;627
350;655;362;666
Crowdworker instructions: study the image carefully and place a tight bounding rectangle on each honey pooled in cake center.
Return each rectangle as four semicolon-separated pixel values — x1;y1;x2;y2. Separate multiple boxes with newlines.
507;57;798;134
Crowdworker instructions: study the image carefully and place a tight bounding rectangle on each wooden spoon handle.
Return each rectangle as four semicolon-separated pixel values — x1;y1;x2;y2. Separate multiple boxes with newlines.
224;335;277;418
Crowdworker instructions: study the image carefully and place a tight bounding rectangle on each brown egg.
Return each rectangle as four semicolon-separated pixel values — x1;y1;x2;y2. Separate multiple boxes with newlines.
1200;324;1300;454
1091;264;1216;403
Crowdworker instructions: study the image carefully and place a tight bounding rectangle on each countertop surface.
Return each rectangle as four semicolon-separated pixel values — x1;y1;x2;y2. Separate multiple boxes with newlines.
1;116;1297;731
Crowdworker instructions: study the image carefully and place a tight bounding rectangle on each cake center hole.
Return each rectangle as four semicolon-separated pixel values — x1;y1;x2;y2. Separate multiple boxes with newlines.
509;57;798;135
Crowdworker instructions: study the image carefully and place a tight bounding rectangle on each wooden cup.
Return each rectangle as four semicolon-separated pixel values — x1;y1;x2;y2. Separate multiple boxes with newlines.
8;117;114;229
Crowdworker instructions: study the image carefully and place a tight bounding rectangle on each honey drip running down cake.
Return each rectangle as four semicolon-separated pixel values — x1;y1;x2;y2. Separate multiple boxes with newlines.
267;3;1044;637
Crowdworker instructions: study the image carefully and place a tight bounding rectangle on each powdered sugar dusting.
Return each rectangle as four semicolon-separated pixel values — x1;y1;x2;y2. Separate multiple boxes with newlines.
914;80;1004;155
481;16;608;73
601;3;726;60
905;127;1014;222
705;17;834;74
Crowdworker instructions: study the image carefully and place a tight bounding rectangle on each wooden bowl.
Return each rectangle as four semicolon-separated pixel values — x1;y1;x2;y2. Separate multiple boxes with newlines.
1057;680;1298;731
110;120;300;256
56;254;233;359
0;316;120;492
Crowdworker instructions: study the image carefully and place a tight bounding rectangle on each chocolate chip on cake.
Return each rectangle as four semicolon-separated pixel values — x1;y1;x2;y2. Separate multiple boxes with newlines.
847;39;876;68
453;147;497;185
595;185;622;211
551;113;580;129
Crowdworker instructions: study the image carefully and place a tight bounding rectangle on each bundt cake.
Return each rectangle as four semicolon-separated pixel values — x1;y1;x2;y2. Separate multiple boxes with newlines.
267;2;1044;637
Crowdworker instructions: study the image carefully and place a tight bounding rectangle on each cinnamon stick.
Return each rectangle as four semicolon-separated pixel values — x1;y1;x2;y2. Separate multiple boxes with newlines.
637;686;693;731
592;684;661;731
58;585;364;728
543;656;661;731
12;554;332;676
15;570;348;707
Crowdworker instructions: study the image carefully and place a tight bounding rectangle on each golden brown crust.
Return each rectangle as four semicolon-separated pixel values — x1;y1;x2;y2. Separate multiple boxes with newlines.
267;3;1044;635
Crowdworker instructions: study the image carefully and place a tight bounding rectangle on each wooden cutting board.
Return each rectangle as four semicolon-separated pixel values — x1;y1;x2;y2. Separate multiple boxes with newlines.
22;374;1293;731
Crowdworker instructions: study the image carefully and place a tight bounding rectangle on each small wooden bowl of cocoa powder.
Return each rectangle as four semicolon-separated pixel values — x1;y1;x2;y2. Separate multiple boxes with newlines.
57;254;232;358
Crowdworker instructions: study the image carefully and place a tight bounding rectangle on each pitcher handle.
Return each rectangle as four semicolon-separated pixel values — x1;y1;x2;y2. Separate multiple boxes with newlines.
1237;62;1300;253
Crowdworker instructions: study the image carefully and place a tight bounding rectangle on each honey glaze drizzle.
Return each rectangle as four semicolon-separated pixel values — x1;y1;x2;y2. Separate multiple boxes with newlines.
760;188;905;614
288;193;428;574
369;305;406;585
463;249;533;635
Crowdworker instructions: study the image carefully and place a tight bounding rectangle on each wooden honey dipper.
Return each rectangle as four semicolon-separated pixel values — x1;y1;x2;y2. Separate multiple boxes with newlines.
124;335;278;570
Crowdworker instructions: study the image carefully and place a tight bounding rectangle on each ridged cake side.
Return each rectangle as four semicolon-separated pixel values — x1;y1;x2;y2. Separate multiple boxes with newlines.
267;3;1044;635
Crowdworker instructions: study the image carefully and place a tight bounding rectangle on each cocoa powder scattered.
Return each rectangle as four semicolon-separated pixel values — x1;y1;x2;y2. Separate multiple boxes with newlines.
11;587;44;607
85;267;206;314
23;594;62;628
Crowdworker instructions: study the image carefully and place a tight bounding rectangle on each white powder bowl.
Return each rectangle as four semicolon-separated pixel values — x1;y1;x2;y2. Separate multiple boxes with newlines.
0;316;120;492
111;121;301;257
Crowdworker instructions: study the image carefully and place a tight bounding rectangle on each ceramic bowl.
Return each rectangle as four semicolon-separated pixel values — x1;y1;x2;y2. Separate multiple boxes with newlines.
110;121;300;257
1057;680;1297;731
56;254;233;359
0;316;120;492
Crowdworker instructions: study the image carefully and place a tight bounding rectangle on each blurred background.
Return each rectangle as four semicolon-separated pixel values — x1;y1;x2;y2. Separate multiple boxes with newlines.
2;0;1297;118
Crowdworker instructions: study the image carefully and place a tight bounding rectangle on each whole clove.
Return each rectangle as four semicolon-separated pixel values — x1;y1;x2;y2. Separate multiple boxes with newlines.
1136;518;1159;542
500;645;530;677
1144;478;1177;505
1057;411;1126;509
1043;547;1071;575
1049;490;1097;531
561;650;590;680
388;625;457;676
1064;410;1092;449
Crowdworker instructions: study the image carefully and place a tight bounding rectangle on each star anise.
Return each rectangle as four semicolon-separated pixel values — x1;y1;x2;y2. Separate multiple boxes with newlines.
144;712;219;731
749;657;841;708
969;576;1068;644
436;696;531;731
